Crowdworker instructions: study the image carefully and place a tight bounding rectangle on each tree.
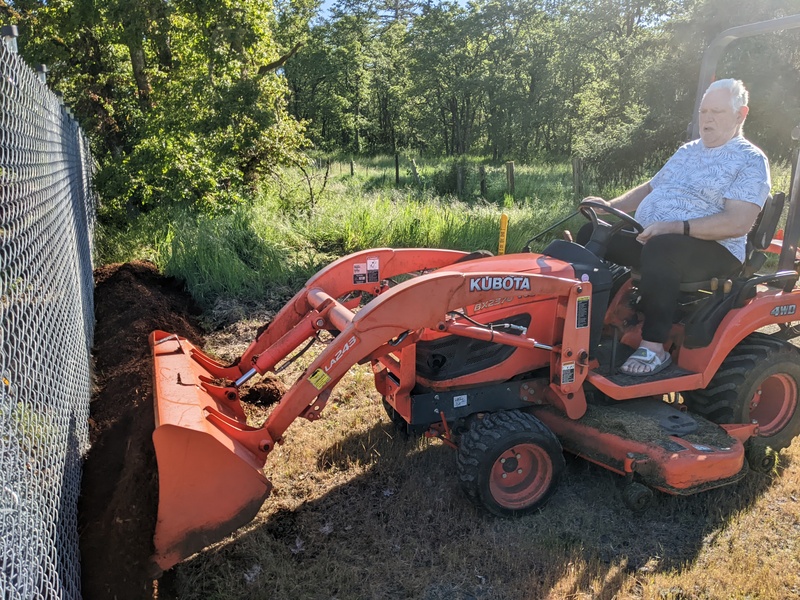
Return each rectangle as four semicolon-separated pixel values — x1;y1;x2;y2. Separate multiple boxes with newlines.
13;0;313;220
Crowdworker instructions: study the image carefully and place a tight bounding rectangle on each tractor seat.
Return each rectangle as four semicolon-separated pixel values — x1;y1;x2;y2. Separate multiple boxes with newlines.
630;192;785;292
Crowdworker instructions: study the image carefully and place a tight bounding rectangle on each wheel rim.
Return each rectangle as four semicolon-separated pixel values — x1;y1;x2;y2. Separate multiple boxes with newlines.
489;443;553;509
751;373;798;437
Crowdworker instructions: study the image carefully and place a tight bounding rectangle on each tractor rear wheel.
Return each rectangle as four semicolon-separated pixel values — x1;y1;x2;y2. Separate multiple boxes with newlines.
456;410;564;516
683;333;800;453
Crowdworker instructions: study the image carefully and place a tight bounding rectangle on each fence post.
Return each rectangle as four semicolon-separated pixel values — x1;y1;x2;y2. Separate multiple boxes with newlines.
35;64;48;84
350;158;354;177
572;157;583;197
456;164;465;196
506;161;515;197
1;25;18;53
395;153;400;185
479;165;487;197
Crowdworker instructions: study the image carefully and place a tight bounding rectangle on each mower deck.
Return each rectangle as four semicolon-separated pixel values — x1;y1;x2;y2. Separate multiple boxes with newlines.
531;398;753;495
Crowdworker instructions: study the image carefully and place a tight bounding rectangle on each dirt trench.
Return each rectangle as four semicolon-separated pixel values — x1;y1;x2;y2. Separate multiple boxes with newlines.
79;261;205;600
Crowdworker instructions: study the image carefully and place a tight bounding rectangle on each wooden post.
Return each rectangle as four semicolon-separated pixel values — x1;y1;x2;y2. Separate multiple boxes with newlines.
350;159;355;177
395;153;400;185
506;161;515;196
456;165;464;196
479;165;487;197
572;157;583;197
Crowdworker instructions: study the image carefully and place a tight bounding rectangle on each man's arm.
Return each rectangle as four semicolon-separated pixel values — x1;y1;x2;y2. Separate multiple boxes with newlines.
636;198;761;243
582;181;652;213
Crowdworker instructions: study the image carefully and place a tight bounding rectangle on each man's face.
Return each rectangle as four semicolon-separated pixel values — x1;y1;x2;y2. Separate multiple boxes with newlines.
699;88;748;148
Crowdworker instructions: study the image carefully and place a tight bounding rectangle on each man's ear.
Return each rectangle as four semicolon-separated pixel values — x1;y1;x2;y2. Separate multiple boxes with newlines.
738;105;750;123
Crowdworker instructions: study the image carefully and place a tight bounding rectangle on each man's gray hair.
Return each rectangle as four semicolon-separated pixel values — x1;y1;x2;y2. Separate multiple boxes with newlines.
704;78;749;111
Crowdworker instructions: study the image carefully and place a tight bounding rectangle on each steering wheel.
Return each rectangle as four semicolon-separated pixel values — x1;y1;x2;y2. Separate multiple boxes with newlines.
578;200;644;260
579;200;644;237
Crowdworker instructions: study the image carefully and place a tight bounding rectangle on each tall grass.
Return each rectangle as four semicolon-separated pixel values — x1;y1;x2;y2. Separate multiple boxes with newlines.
96;156;793;309
96;157;592;308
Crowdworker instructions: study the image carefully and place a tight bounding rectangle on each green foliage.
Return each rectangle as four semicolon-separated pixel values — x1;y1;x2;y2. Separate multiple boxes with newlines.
12;0;311;222
282;0;800;192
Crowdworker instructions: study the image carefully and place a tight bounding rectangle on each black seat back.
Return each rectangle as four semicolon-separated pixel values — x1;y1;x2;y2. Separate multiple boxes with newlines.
743;192;785;276
749;192;784;250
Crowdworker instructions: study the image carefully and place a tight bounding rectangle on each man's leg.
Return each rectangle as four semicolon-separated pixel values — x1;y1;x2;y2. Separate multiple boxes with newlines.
624;234;740;374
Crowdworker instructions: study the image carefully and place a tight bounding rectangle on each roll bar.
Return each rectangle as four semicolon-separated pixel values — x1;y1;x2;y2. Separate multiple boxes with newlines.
690;13;800;140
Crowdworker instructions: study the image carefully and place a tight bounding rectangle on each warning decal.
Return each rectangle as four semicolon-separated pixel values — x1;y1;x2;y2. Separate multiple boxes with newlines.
367;256;380;283
561;361;575;384
353;263;367;284
309;369;332;390
576;296;590;329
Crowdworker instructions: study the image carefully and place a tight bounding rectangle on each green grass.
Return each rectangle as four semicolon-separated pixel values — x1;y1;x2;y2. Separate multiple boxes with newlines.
95;156;793;310
96;156;599;308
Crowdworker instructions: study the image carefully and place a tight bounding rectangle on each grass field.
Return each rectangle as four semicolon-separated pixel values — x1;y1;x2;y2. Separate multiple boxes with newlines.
97;156;794;311
104;156;800;599
96;155;606;309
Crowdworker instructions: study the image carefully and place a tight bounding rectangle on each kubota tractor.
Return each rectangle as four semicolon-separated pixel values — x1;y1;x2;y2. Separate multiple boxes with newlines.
148;14;800;573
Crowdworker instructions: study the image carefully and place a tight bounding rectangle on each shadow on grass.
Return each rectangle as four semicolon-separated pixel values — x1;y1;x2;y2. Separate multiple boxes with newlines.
158;420;787;600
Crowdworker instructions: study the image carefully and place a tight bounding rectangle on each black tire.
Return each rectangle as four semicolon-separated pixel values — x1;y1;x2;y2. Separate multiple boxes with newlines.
683;332;800;452
456;410;564;517
745;443;779;474
622;482;653;512
382;397;410;437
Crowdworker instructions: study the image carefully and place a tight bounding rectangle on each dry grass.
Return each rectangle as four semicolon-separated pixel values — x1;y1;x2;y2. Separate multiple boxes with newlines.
157;308;800;600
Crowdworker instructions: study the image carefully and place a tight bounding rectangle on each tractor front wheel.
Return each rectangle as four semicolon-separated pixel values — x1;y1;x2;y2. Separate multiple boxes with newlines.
683;333;800;453
457;410;564;516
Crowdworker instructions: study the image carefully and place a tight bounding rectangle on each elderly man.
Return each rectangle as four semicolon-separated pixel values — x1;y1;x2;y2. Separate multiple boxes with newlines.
578;78;771;376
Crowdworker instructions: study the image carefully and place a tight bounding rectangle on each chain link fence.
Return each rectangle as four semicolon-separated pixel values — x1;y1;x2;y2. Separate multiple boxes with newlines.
0;29;95;600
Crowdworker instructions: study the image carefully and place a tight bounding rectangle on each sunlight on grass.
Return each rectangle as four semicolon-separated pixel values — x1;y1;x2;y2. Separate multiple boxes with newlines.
96;157;598;307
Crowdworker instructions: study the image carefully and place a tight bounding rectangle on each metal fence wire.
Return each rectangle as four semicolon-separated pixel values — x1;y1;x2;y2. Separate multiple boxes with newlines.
0;31;95;600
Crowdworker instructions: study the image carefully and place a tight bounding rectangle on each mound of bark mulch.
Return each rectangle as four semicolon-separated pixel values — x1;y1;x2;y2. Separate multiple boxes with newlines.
79;261;204;600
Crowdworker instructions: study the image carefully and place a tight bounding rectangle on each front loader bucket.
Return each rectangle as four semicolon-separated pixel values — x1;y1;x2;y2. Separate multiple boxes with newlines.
149;330;273;572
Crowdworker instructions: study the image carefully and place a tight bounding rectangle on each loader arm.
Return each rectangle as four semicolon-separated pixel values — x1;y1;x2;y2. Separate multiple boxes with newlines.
149;266;591;571
191;248;473;380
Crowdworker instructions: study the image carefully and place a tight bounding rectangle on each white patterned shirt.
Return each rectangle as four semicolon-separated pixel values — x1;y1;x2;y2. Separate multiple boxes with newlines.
634;135;771;262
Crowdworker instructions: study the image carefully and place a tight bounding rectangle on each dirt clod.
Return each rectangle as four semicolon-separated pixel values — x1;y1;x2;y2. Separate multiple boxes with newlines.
241;378;287;407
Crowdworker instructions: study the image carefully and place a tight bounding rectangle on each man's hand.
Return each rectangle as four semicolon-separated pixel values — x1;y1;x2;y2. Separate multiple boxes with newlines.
636;221;682;243
580;196;610;211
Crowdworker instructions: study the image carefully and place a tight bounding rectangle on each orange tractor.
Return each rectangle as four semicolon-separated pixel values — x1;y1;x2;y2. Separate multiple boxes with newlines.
149;15;800;572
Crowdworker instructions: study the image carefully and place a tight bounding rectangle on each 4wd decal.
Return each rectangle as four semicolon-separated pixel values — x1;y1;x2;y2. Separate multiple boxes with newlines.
771;304;797;317
469;276;531;292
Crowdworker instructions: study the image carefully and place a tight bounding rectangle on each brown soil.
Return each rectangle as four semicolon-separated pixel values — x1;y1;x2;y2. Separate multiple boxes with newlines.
79;261;205;600
240;378;286;407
